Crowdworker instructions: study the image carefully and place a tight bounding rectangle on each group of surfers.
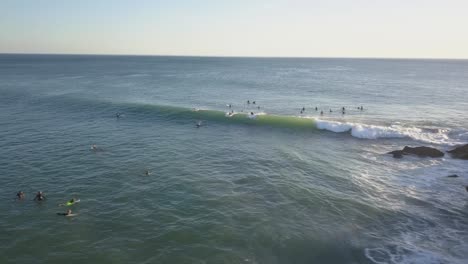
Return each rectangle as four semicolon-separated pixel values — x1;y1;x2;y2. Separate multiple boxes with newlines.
300;106;364;115
16;191;79;216
229;100;365;117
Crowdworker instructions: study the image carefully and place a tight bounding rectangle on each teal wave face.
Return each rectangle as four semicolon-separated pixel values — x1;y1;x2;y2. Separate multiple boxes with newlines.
128;103;317;129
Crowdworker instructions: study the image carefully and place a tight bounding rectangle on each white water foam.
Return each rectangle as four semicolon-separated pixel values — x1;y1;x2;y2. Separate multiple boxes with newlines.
315;119;462;145
364;246;464;264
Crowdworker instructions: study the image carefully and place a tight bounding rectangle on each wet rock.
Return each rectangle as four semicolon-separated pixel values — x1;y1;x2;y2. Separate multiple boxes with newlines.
390;151;404;159
447;144;468;160
388;146;444;158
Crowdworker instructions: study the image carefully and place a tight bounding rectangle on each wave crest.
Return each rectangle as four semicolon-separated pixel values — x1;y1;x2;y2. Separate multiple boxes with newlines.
315;119;458;145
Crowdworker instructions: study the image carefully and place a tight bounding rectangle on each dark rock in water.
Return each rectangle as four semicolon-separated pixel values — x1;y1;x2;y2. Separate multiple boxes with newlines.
388;150;404;159
388;146;444;158
447;174;459;178
447;144;468;160
401;146;444;157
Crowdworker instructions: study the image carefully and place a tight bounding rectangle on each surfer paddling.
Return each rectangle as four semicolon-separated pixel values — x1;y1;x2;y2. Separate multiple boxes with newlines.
57;209;77;217
59;198;78;206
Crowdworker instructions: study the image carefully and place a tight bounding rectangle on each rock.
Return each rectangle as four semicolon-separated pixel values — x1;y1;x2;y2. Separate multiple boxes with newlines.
447;144;468;160
388;146;444;158
402;146;444;157
388;150;404;158
447;174;459;178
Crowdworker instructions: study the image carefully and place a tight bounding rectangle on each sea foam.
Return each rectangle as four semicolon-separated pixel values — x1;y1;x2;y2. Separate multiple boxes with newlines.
315;119;458;145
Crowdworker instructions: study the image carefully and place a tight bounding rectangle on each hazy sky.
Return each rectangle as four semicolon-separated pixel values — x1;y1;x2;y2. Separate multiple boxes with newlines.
1;0;467;58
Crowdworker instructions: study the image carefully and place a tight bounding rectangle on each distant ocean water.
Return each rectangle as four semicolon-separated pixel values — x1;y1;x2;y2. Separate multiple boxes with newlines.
0;54;467;264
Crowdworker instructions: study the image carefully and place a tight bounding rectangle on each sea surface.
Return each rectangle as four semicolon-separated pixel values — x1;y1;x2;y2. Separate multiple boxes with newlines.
0;54;467;264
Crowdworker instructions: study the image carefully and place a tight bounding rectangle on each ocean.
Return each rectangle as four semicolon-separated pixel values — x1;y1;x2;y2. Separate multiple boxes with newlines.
0;54;467;264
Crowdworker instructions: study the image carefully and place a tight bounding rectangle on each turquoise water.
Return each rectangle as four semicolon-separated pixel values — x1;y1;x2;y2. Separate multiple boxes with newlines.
1;55;467;264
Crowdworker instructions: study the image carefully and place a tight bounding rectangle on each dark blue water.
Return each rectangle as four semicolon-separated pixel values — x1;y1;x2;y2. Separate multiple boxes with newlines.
1;54;467;264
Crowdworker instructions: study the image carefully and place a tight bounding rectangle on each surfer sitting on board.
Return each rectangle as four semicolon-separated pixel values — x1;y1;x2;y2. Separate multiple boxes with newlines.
16;191;25;200
33;191;45;201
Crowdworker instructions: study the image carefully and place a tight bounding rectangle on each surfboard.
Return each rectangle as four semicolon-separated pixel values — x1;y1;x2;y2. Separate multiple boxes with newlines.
57;213;78;216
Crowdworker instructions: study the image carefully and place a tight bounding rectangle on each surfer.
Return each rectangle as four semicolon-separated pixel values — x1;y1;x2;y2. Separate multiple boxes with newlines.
57;209;76;216
465;186;468;192
228;104;232;108
315;107;318;111
91;144;98;151
247;100;250;104
250;112;254;115
329;109;332;113
16;191;25;200
342;107;345;111
116;112;122;118
196;121;202;128
257;106;260;110
253;101;256;105
33;191;45;201
320;111;324;115
302;107;305;112
145;170;150;176
59;198;78;206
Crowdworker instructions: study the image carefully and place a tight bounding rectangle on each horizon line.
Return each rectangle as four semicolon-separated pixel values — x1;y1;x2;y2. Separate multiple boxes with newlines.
1;52;467;61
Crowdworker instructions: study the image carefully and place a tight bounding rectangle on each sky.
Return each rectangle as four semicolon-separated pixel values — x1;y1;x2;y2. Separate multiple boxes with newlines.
1;0;467;58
